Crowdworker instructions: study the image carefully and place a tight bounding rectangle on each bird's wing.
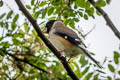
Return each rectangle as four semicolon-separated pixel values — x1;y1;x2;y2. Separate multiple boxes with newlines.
55;28;87;48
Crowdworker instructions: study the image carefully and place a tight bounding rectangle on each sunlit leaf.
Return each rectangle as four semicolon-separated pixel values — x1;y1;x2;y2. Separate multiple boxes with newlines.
48;17;56;20
95;0;106;7
0;42;11;48
85;1;90;9
48;7;54;16
76;0;85;8
42;8;47;19
32;29;37;35
39;1;47;7
82;66;90;75
80;56;88;67
84;72;93;80
26;5;31;9
24;23;29;33
86;7;94;16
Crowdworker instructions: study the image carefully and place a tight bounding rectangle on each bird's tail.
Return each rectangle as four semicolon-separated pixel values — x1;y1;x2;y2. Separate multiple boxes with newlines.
78;45;102;68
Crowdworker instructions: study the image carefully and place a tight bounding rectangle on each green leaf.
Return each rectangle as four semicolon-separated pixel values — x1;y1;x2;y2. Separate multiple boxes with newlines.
33;11;40;19
31;0;35;5
96;10;101;16
114;51;119;64
84;72;93;80
26;5;31;9
11;22;17;31
82;66;90;75
48;7;54;16
32;30;37;35
13;14;19;23
5;22;8;29
69;20;75;29
0;42;10;48
55;7;61;14
107;76;112;80
84;14;88;20
118;70;120;75
42;8;47;19
39;1;47;7
48;16;56;20
95;0;106;7
0;13;6;19
24;23;29;33
93;73;99;80
85;1;90;9
2;65;8;71
13;34;24;38
73;18;79;22
108;64;115;72
0;22;4;28
12;38;22;45
76;0;85;8
0;1;3;7
7;10;13;19
86;7;94;16
80;55;88;67
0;37;3;41
116;78;120;80
79;12;83;17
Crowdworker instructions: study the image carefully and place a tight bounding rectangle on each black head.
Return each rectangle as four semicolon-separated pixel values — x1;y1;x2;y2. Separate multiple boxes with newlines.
45;20;57;33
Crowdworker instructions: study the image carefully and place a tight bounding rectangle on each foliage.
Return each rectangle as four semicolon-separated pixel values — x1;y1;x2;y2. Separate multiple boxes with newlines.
0;0;119;80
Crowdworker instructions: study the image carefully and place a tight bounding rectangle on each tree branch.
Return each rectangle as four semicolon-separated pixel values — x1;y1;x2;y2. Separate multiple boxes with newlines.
15;0;79;80
88;0;120;40
3;50;49;73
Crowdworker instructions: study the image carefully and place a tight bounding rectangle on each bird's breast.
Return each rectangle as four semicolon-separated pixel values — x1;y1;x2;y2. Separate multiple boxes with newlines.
48;34;82;57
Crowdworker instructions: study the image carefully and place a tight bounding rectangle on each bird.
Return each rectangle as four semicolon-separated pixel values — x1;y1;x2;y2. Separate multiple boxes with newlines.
43;20;102;68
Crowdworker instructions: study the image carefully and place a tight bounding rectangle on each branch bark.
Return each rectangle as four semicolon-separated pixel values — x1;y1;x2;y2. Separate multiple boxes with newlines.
3;50;49;73
15;0;79;80
88;0;120;40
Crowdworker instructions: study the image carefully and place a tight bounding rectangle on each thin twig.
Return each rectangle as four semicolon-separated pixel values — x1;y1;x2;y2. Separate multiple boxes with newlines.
88;0;120;40
3;50;49;73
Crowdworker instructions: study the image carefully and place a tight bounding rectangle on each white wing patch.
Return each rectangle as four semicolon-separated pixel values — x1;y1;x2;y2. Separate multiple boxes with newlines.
64;36;68;39
75;39;80;41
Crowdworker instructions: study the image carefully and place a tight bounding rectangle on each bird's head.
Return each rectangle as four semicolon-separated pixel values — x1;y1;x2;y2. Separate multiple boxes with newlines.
43;20;57;33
